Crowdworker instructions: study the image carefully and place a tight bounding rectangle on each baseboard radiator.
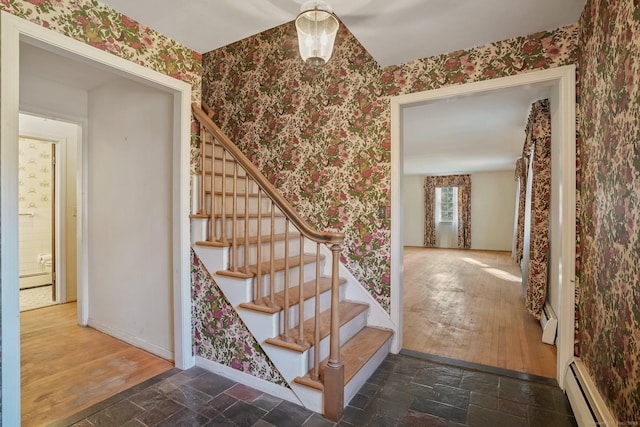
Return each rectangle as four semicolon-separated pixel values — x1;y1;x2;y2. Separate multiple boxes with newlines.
564;358;616;426
539;302;558;344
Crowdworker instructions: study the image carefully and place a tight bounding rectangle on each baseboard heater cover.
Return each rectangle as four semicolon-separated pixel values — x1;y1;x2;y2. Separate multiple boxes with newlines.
564;358;616;426
540;301;558;344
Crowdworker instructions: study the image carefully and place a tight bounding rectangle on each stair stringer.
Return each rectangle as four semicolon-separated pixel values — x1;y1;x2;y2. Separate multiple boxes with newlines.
313;240;399;348
192;233;396;414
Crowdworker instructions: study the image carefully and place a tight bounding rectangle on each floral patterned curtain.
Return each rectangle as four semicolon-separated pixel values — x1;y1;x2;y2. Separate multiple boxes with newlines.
513;156;528;262
424;174;471;249
522;99;552;319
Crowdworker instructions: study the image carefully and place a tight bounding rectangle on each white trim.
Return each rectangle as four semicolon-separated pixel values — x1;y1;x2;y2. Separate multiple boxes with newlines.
89;318;174;361
1;12;194;425
390;66;576;388
195;356;300;404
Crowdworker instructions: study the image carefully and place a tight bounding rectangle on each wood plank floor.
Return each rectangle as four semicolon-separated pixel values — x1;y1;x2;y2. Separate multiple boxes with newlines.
402;247;556;378
21;302;174;426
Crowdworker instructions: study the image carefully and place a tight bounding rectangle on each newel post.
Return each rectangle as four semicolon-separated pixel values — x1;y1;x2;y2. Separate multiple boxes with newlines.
323;242;344;421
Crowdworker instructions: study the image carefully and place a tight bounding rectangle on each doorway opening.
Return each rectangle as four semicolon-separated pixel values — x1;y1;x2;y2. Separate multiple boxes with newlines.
1;12;192;425
390;65;576;388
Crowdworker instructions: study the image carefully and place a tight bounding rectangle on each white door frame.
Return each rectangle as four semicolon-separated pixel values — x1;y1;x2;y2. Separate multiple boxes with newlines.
390;65;576;388
1;12;193;425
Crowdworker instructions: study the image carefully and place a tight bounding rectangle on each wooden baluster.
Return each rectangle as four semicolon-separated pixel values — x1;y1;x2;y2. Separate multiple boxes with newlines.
220;148;228;244
323;243;345;421
312;243;321;381
198;125;206;216
255;188;262;303
243;174;249;274
209;135;216;242
298;235;305;345
269;203;275;306
231;162;238;272
282;222;290;341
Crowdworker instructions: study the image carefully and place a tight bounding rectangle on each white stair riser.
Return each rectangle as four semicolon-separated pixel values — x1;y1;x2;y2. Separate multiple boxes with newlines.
218;216;288;239
237;308;279;343
260;345;310;381
214;274;253;307
193;244;229;276
205;194;274;216
290;383;323;414
277;284;346;330
191;218;209;244
254;260;327;295
231;237;302;266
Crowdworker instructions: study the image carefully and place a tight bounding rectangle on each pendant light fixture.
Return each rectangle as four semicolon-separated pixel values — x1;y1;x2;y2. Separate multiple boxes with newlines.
295;1;339;69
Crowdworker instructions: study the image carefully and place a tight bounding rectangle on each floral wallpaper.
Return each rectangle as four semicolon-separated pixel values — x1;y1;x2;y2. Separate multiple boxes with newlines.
191;250;286;385
202;22;579;312
577;0;640;420
522;100;552;320
513;157;528;263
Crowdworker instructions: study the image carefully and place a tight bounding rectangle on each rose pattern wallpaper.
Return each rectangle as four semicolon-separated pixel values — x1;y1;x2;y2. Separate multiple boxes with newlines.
202;23;578;312
578;0;640;419
191;251;286;385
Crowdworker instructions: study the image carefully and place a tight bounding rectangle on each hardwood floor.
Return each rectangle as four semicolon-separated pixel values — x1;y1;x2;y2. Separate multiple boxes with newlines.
402;247;556;378
21;302;174;426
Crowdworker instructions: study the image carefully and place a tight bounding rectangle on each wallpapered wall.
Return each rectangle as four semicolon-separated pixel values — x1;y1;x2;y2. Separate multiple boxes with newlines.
202;22;579;312
578;0;640;420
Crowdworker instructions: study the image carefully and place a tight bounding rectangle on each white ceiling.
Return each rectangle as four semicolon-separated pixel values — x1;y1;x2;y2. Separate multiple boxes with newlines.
20;1;586;175
402;85;550;175
98;0;585;67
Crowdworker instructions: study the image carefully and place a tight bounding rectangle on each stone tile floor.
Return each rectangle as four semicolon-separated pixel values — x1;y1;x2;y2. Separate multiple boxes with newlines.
56;352;577;426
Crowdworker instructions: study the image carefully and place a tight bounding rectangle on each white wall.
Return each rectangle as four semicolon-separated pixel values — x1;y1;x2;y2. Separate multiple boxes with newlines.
20;72;88;121
403;170;517;251
470;170;517;251
87;78;174;359
403;175;425;246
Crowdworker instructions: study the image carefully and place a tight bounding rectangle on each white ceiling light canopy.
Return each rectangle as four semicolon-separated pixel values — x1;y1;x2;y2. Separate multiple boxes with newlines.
295;0;339;69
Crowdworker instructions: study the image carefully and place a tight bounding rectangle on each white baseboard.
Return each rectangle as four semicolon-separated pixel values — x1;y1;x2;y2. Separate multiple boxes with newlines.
564;358;616;427
195;356;301;405
87;318;174;361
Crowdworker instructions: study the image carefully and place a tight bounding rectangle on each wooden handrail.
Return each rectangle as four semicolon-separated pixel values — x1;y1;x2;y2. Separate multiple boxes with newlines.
192;102;344;245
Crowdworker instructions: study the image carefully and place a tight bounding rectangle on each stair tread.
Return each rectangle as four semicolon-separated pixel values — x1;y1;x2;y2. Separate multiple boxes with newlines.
265;301;368;352
271;276;346;308
242;232;300;245
295;327;393;389
211;212;285;219
247;254;323;275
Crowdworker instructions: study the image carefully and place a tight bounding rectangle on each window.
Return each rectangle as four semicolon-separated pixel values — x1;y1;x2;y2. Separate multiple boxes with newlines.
438;187;455;222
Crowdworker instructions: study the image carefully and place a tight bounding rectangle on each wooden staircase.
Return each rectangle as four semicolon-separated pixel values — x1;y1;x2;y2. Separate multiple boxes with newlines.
190;102;393;421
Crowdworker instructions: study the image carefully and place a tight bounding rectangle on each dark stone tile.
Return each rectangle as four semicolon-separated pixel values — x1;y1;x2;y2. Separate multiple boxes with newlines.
552;390;576;416
303;413;336;427
357;382;382;398
528;407;578;427
71;421;94;427
192;392;239;419
181;366;210;378
252;393;283;411
447;422;467;427
430;384;470;410
405;383;436;400
367;415;401;426
222;400;267;427
122;419;147;427
165;384;213;409
368;368;393;386
87;400;145;427
341;406;374;426
414;366;464;388
130;389;185;425
155;407;210;427
225;383;264;402
459;371;500;397
262;400;314;427
253;420;278;427
377;359;396;372
499;377;557;408
498;398;528;417
187;373;236;397
469;392;497;410
410;396;466;423
206;413;237;426
362;396;412;421
348;393;370;410
467;404;527;427
400;409;447;427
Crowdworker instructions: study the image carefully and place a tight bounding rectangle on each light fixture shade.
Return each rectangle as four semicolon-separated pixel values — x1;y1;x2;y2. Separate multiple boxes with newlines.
295;1;339;69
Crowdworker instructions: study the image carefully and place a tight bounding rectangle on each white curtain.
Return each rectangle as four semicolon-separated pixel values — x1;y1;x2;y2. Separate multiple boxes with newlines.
435;187;458;248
